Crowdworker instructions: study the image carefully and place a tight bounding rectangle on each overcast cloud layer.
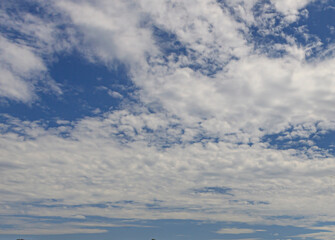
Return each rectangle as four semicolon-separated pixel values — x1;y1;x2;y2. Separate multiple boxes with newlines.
1;0;335;239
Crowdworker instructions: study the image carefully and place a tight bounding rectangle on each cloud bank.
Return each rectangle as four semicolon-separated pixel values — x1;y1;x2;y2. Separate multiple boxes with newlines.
1;0;335;238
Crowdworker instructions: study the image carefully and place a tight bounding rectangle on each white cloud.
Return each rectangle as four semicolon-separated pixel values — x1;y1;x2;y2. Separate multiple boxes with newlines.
0;67;34;102
0;215;153;235
0;36;46;102
135;52;335;143
293;226;335;240
0;1;78;103
56;0;157;65
216;228;260;234
107;90;123;98
1;110;335;230
0;228;107;235
270;0;315;21
2;0;335;235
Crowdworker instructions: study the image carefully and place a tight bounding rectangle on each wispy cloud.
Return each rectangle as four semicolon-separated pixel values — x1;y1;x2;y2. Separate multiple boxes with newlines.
216;227;263;234
291;225;335;240
0;36;46;102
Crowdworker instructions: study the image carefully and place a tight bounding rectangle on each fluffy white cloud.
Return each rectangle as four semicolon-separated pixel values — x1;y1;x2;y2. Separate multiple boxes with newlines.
56;0;157;65
53;0;335;141
1;110;335;232
0;36;45;102
0;2;76;103
270;0;314;21
136;50;335;144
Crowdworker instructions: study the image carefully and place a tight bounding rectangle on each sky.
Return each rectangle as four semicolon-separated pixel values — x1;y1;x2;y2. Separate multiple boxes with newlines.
1;0;335;239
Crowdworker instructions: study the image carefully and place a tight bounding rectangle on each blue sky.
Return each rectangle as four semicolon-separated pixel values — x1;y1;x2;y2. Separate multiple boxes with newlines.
1;0;335;239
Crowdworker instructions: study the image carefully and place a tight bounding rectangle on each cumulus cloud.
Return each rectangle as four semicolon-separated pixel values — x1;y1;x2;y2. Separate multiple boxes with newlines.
52;0;333;143
55;0;157;65
270;0;314;21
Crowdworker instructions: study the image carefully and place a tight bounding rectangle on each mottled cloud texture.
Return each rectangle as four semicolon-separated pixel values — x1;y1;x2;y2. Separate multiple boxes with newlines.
1;0;335;238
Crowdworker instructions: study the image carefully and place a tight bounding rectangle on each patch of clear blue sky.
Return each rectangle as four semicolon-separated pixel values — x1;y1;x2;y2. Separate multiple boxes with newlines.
0;0;135;125
152;25;228;76
288;0;335;59
262;126;335;156
0;52;134;125
304;1;335;53
194;186;233;195
246;0;335;59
